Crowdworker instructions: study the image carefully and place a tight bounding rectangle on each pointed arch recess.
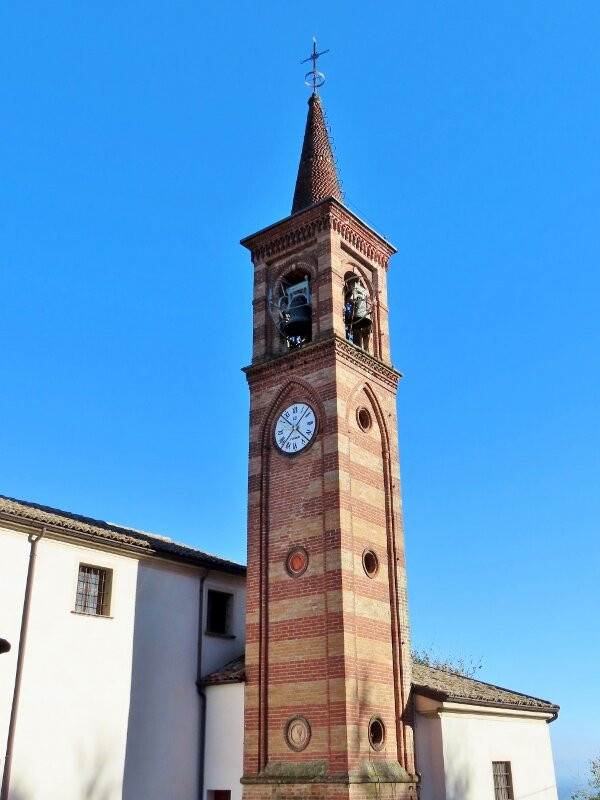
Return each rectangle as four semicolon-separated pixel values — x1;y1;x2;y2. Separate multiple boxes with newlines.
345;380;411;769
255;376;327;770
259;376;326;453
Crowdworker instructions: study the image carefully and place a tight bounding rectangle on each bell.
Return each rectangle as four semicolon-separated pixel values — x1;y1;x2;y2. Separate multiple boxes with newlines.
347;285;372;330
283;300;312;338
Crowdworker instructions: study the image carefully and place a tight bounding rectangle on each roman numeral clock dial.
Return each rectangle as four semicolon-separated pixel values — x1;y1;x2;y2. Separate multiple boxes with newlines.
274;403;316;454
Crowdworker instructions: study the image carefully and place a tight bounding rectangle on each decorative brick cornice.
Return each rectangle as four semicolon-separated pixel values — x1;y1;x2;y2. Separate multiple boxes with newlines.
241;198;396;270
243;335;400;390
334;337;401;388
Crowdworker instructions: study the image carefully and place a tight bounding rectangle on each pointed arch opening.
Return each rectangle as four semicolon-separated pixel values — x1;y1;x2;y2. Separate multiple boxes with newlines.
343;270;373;353
269;266;314;352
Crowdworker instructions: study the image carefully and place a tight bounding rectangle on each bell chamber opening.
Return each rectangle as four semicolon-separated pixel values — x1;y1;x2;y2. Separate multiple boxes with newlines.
269;268;313;351
344;273;372;352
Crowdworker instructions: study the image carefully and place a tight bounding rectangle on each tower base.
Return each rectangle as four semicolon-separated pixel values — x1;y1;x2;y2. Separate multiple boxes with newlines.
242;761;419;800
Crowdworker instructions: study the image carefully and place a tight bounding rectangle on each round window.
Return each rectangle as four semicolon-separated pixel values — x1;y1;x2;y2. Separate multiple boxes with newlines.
357;407;372;431
362;549;379;578
286;546;309;578
368;717;386;751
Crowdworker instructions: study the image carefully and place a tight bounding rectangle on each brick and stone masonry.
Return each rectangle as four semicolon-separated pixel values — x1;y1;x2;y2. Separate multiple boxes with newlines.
240;93;418;800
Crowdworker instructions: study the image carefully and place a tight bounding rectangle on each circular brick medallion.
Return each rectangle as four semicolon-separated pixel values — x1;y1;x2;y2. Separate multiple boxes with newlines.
285;715;311;752
286;546;309;578
356;406;372;432
368;716;386;751
362;548;379;578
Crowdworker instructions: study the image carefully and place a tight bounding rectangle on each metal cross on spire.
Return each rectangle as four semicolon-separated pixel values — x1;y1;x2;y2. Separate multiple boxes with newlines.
301;38;329;92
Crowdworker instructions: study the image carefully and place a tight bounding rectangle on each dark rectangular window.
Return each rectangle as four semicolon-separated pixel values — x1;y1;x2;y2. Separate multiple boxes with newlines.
206;590;233;636
75;564;112;616
492;761;514;800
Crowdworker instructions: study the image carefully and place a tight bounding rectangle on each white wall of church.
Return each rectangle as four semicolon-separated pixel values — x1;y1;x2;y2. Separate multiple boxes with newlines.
414;712;447;800
204;682;245;800
122;559;203;800
0;527;138;800
0;524;246;800
0;528;30;758
415;707;559;800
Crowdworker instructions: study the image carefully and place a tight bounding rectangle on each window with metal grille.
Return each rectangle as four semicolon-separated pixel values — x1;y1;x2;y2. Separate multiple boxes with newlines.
75;564;112;616
206;590;234;636
492;761;514;800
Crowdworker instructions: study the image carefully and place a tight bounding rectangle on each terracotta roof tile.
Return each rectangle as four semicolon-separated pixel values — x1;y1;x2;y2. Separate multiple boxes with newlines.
201;655;559;716
412;662;559;713
0;495;245;575
291;93;342;214
199;655;245;685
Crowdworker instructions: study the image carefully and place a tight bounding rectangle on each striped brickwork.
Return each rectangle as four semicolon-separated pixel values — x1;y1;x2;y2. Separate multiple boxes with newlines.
241;199;417;800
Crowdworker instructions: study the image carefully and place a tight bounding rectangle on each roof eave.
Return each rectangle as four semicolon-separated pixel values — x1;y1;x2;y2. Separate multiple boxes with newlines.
197;674;246;687
240;195;397;256
0;506;247;577
412;683;560;720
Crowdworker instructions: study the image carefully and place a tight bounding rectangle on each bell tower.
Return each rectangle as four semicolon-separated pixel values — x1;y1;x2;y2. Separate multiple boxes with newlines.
241;55;418;800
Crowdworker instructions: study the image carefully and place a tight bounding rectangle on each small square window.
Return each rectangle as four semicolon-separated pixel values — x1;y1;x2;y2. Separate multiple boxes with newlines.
75;564;112;616
206;590;234;636
492;761;514;800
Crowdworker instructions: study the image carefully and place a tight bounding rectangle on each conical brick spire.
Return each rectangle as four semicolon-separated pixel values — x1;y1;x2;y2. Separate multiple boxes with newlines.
291;93;342;214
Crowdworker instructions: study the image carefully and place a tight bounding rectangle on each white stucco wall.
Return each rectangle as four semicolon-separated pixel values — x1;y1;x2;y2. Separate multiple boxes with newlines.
0;528;30;755
0;528;138;800
204;682;245;800
122;559;202;800
415;702;559;800
0;524;246;800
414;711;447;800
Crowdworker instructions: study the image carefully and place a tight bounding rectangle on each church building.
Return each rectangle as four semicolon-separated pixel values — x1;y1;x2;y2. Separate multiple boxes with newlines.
0;63;559;800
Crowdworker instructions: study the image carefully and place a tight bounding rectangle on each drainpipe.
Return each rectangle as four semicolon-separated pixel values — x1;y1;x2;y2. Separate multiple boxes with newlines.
1;527;46;800
196;568;210;800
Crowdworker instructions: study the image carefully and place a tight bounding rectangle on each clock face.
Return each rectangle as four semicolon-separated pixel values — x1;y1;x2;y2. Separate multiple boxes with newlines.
274;403;317;454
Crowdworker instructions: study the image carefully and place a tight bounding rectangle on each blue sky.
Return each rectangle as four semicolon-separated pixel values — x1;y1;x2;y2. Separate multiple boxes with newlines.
1;2;598;795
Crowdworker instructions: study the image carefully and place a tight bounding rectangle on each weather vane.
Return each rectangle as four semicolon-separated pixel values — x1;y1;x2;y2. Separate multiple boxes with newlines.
301;38;329;91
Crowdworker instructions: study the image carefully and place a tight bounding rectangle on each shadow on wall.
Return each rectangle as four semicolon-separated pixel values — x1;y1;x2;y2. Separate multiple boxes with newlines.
122;562;201;800
9;746;117;800
446;772;472;800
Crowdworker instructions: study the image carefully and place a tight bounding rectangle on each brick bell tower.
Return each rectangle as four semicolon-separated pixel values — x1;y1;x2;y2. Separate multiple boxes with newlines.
241;59;418;800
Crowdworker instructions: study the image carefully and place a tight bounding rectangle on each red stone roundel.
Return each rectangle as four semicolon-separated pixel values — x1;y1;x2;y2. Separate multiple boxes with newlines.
286;546;309;577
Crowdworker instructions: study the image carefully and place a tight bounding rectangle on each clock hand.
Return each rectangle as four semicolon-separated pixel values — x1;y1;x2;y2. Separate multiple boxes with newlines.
280;427;295;447
296;406;310;426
